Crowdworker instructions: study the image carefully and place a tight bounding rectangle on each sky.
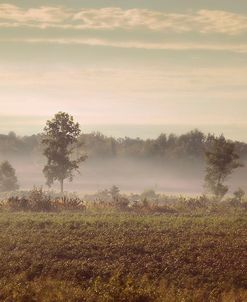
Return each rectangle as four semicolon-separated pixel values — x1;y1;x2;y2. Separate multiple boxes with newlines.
0;1;247;141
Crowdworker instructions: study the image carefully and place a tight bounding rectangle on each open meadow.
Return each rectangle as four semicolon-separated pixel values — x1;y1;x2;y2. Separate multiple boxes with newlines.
0;210;247;302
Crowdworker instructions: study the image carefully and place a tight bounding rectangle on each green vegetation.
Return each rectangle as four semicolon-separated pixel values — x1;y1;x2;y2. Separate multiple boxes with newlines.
0;210;247;301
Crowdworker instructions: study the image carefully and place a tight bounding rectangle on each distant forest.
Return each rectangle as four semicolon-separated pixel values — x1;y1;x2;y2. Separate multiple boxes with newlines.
1;129;247;161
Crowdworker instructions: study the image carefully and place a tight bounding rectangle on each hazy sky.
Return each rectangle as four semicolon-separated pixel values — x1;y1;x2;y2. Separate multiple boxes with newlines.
0;1;247;140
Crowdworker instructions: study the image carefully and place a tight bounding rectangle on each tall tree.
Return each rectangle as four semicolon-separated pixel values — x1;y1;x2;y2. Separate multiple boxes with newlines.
0;161;19;192
42;112;87;194
204;135;243;200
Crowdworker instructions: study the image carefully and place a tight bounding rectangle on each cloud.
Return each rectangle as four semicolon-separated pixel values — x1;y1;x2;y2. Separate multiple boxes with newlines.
2;37;247;53
0;4;247;35
195;10;247;35
0;4;70;24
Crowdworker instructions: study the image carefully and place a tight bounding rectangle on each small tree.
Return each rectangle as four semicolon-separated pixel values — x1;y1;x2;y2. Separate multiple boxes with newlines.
42;112;87;194
141;189;157;201
204;135;243;200
109;185;120;201
0;161;19;192
233;188;245;203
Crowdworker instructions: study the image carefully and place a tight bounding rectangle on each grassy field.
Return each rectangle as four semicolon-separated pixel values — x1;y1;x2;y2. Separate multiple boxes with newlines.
0;212;247;301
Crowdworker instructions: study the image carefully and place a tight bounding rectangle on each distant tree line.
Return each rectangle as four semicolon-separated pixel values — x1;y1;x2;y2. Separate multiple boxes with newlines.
0;113;245;199
1;129;247;162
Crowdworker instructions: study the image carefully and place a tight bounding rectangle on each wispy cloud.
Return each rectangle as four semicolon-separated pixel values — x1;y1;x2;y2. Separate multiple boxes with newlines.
2;37;247;53
0;4;70;24
0;4;247;35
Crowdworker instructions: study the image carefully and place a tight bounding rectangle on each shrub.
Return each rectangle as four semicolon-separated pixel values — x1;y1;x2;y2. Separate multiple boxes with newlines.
54;196;85;211
7;196;29;211
115;196;130;211
29;187;53;212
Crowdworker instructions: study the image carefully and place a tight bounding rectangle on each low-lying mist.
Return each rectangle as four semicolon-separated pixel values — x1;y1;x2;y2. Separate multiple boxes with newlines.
1;129;247;195
2;155;246;195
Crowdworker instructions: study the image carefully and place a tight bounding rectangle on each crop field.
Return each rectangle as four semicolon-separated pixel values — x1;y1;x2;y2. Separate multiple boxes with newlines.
0;212;246;301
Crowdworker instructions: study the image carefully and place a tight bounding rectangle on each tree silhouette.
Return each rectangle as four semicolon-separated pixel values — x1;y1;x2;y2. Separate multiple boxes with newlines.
0;161;19;192
42;112;87;194
204;135;243;200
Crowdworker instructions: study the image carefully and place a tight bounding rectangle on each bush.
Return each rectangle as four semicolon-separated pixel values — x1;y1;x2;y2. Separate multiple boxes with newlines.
3;188;86;213
7;196;29;211
115;196;130;211
54;196;85;211
29;187;53;211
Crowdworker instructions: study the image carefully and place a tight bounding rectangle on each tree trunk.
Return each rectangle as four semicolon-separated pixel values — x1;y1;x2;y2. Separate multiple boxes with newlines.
60;179;64;195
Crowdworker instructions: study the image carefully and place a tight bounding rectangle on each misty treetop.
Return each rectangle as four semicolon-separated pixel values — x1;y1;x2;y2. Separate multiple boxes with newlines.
1;129;247;162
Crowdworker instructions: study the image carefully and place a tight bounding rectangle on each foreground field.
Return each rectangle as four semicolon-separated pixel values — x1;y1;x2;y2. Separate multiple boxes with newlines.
0;212;247;301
